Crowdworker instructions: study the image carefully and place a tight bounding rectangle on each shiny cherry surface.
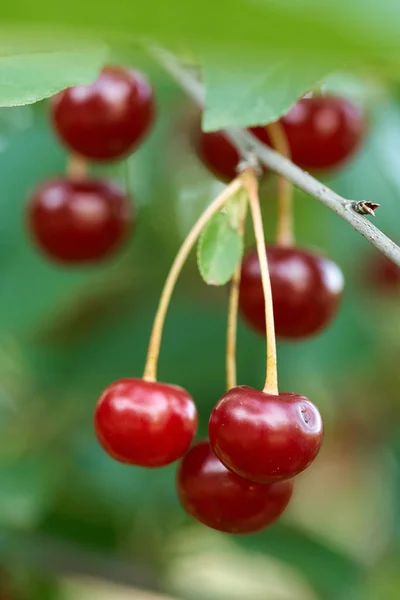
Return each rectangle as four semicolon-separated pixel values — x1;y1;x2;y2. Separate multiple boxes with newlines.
177;440;294;533
251;96;365;170
209;386;323;483
194;128;242;182
28;177;132;264
239;246;344;339
51;66;155;161
94;378;197;467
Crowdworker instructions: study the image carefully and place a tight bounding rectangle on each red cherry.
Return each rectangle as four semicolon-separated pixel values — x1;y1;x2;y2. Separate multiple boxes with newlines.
28;177;132;264
51;66;155;161
239;246;344;339
251;96;365;171
194;128;242;182
367;254;400;294
177;440;293;533
194;125;269;183
94;378;197;467
209;386;323;483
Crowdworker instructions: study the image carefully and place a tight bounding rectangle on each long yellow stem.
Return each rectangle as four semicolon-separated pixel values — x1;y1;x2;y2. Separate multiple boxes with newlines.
242;171;278;395
226;192;248;390
267;122;294;247
143;177;244;382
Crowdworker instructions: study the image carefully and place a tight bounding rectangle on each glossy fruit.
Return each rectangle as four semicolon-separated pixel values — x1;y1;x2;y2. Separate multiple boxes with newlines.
28;177;132;264
194;128;242;182
251;96;365;170
51;66;155;161
367;254;400;293
94;378;197;467
177;440;294;533
239;246;344;339
209;386;323;483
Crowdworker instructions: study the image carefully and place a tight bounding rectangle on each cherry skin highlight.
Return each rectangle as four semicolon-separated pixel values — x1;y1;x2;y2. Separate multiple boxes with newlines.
177;440;294;533
94;378;197;467
51;66;155;161
209;386;323;483
239;246;344;339
251;96;365;171
28;177;132;264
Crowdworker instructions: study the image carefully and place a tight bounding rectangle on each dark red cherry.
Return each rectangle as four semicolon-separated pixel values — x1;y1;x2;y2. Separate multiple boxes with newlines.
194;125;269;182
177;440;294;533
209;386;323;483
251;96;365;170
367;254;400;294
94;378;197;467
239;246;344;339
194;128;242;182
28;177;132;264
51;66;155;161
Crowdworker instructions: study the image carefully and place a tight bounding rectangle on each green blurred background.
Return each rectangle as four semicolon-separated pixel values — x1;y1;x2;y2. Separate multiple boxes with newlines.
0;6;400;599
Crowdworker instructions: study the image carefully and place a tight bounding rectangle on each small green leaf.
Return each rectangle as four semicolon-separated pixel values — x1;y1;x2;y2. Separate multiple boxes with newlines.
202;53;334;131
0;33;108;106
225;188;247;230
197;211;243;286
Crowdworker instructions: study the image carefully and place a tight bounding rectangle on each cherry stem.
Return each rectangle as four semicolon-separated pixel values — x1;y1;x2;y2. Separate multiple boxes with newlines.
242;170;279;396
143;176;245;383
226;191;248;390
266;122;294;247
66;154;88;180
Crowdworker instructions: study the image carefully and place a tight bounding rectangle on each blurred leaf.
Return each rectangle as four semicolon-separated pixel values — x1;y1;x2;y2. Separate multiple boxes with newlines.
3;1;400;65
0;35;108;106
234;523;365;600
197;211;243;285
202;54;332;130
0;454;59;529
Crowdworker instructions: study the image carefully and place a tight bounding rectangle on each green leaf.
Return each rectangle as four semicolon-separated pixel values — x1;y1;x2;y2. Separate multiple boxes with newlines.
2;1;400;64
197;211;243;286
234;523;365;600
0;34;108;106
202;53;333;130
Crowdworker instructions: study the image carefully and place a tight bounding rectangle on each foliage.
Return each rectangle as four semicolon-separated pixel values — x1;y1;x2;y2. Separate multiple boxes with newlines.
0;3;399;600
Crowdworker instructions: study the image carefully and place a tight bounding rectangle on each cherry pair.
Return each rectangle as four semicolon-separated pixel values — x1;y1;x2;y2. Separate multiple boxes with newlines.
27;66;156;264
94;376;323;534
178;384;322;533
194;95;366;182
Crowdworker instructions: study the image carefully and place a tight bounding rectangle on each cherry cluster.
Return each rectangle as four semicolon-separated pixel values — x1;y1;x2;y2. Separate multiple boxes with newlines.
26;64;374;535
92;84;367;535
27;66;155;264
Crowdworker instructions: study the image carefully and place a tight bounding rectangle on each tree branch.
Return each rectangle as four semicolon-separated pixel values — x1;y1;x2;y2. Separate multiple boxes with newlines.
149;46;400;267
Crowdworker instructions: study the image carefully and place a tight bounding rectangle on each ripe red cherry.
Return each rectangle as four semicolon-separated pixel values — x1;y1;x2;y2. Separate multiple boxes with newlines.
194;128;242;182
28;177;132;264
177;440;294;533
209;386;323;483
239;246;344;339
367;254;400;294
94;378;197;467
51;66;155;161
194;126;269;182
251;96;365;170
